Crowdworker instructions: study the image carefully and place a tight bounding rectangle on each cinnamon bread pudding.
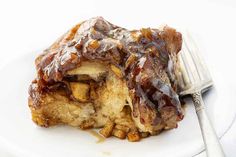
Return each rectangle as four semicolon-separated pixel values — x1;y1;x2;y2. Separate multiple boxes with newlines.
28;17;183;142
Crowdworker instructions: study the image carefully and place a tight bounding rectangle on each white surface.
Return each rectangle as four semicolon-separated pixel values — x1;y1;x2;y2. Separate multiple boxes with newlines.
0;0;236;156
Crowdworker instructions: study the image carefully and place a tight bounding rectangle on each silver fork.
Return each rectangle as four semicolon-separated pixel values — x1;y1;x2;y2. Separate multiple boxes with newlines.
178;31;225;157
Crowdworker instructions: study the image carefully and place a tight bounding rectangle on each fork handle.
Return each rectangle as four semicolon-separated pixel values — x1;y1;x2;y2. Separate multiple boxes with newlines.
192;92;225;157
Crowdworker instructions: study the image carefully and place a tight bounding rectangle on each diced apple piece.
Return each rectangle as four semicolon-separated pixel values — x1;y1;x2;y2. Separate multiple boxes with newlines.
67;62;107;81
115;124;130;133
112;129;126;139
127;131;141;142
110;64;123;78
99;121;115;138
70;82;90;102
88;39;100;49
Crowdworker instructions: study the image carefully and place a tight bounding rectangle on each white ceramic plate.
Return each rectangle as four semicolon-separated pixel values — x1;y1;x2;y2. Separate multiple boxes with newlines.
0;41;235;157
0;1;236;157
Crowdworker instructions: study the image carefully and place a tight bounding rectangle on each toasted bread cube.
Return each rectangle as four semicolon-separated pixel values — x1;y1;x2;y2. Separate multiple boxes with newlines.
99;121;115;138
70;82;90;102
127;131;141;142
112;129;126;139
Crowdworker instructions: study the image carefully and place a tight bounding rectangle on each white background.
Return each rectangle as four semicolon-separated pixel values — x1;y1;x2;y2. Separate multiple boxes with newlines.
0;0;235;156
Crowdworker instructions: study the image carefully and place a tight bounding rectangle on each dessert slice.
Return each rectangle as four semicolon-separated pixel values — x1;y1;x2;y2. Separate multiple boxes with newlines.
28;17;183;141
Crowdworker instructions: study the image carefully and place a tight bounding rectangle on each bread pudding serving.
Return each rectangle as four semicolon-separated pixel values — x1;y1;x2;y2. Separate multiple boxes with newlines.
28;17;184;142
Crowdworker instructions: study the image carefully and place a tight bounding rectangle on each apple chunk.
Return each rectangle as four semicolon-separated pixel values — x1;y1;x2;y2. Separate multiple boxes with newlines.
70;82;90;102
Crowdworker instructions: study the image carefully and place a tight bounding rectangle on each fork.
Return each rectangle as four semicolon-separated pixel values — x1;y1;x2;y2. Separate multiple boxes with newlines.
178;31;225;157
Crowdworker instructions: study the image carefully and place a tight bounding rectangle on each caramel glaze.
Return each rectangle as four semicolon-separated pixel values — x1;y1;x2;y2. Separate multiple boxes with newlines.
29;17;183;128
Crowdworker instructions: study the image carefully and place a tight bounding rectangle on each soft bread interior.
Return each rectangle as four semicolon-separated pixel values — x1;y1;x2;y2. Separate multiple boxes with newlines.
29;61;179;141
29;62;137;136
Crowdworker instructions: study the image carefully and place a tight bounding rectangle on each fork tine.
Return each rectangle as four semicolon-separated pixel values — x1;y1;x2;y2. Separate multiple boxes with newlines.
183;37;203;81
178;50;191;89
180;46;195;84
182;40;202;83
178;30;213;95
183;31;212;81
